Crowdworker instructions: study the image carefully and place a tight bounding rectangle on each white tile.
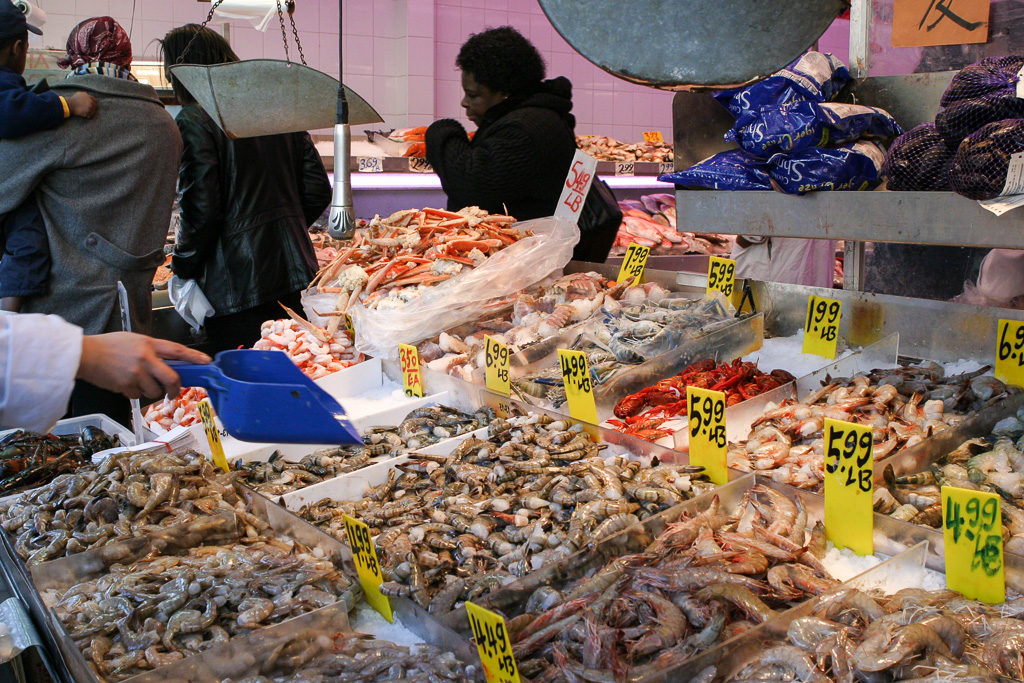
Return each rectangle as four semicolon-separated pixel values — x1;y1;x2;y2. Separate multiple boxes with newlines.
139;0;172;23
460;6;485;37
372;37;395;75
262;29;288;60
527;12;549;51
347;0;373;37
434;3;461;44
612;93;631;128
406;0;434;38
291;1;320;34
108;0;133;23
506;10;530;33
320;32;339;71
372;1;395;38
137;19;172;58
346;73;374;103
319;0;339;33
407;36;433;77
631;92;653;129
592;90;614;126
345;34;373;75
38;14;74;50
228;25;264;60
484;9;507;29
406;73;432;115
75;0;109;18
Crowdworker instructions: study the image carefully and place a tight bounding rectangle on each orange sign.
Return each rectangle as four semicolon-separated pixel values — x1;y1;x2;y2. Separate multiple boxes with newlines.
892;0;989;47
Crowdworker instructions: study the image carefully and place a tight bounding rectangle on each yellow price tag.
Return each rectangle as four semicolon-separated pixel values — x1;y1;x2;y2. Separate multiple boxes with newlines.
823;418;873;556
686;386;728;485
399;343;424;397
802;295;842;359
617;243;651;284
466;601;521;683
196;399;229;472
642;130;664;144
342;514;394;622
706;256;736;300
995;319;1024;388
344;313;354;336
557;349;599;425
942;486;1004;603
484;335;510;397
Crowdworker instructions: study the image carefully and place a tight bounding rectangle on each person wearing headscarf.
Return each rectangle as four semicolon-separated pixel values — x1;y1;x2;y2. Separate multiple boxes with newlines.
0;16;182;425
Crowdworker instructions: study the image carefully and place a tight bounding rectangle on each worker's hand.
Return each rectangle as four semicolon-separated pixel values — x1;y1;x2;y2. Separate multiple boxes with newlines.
77;332;211;399
67;91;97;119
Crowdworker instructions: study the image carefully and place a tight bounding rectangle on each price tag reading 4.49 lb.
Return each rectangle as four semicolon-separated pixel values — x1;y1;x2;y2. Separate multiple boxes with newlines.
942;486;1004;603
706;256;736;300
196;399;229;472
558;348;599;425
484;335;510;397
617;243;650;284
823;418;873;556
341;514;394;621
399;343;424;397
803;295;842;359
686;386;727;485
995;319;1024;388
466;601;521;683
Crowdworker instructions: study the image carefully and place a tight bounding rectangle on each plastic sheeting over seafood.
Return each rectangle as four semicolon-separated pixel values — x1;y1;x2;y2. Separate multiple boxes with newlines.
0;427;119;495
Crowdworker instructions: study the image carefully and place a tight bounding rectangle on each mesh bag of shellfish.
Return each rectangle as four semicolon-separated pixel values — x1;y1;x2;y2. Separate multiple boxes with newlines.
935;56;1024;148
949;118;1024;200
881;122;955;191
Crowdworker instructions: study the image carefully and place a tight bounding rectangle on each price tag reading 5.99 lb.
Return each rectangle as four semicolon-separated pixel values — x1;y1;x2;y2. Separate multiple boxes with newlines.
466;601;520;683
484;335;510;396
617;243;650;284
196;399;229;472
942;486;1004;603
823;418;873;556
995;319;1024;388
706;256;736;299
399;343;423;397
341;514;394;621
803;295;842;359
686;386;727;485
558;348;599;425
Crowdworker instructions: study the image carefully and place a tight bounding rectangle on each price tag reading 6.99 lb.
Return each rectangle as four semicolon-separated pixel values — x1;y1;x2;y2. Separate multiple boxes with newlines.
942;486;1004;603
803;295;842;359
399;343;424;397
341;514;394;621
196;399;229;472
466;601;521;683
484;335;510;396
558;348;599;425
686;386;727;485
823;418;873;556
617;243;650;284
995;319;1024;388
707;256;736;299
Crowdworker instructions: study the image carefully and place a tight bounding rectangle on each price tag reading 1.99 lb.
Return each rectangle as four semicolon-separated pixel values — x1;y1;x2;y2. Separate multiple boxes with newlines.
802;295;842;359
484;335;510;396
341;514;394;621
558;348;599;425
995;319;1024;388
466;601;521;683
196;399;229;472
686;386;727;485
399;343;424;397
942;486;1004;603
617;243;650;284
823;418;873;556
706;256;736;300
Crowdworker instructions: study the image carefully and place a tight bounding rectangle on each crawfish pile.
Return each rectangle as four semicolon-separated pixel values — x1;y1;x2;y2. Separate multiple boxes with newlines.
0;426;119;495
609;359;796;442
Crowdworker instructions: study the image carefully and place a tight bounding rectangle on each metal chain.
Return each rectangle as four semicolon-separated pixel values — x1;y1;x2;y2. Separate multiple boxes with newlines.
176;0;225;63
286;1;307;66
175;0;305;67
276;0;292;63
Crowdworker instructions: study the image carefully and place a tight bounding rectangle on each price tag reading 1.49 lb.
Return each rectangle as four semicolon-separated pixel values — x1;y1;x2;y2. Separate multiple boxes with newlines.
484;335;510;397
617;243;650;284
196;399;229;472
706;256;736;300
823;418;873;556
466;601;521;683
942;486;1004;603
399;343;424;397
558;348;599;425
686;386;727;485
341;514;394;621
995;319;1024;388
803;295;842;359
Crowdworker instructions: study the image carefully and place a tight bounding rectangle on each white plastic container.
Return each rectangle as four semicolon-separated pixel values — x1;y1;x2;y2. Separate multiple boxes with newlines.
0;413;135;447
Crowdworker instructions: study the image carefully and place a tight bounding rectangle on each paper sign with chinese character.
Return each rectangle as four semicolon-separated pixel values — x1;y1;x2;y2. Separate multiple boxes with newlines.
892;0;989;47
555;149;598;225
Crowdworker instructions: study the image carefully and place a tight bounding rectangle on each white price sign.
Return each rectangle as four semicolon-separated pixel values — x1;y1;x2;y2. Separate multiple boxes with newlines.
356;156;383;173
659;161;674;175
408;157;433;173
554;149;598;225
614;161;635;176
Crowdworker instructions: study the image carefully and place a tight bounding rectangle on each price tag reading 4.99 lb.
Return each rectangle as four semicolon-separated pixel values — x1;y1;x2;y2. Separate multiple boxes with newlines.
686;386;727;485
942;487;1004;603
995;319;1024;388
196;399;229;472
484;335;510;396
466;601;520;683
341;514;394;621
399;343;423;397
823;418;873;556
706;256;736;300
558;348;599;425
803;295;842;359
617;243;650;284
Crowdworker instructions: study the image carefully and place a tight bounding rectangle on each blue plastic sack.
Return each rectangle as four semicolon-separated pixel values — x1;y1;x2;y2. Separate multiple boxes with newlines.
725;52;851;118
768;141;885;194
658;150;772;191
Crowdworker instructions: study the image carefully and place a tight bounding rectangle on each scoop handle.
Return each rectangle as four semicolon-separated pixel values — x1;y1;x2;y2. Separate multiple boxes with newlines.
166;363;228;396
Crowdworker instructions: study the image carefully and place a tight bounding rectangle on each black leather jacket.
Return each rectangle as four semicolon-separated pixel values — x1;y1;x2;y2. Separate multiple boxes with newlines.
171;104;331;316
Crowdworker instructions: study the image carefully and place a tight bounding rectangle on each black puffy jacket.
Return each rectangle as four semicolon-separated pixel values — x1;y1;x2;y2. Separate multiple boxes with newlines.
425;77;577;220
171;104;331;317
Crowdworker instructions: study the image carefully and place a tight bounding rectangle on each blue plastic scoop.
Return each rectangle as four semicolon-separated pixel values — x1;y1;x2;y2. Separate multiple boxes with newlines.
169;349;362;444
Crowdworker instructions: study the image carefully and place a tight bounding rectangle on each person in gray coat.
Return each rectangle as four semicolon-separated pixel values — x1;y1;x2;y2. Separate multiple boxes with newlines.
0;17;182;424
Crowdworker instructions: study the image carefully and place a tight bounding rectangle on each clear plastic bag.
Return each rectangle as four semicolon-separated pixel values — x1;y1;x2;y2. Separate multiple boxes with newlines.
167;276;214;331
301;216;580;359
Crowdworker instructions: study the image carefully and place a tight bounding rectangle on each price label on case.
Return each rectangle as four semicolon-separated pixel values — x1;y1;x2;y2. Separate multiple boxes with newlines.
642;130;664;144
614;161;635;176
995;319;1024;388
803;295;842;359
617;243;650;284
686;386;727;485
466;601;521;683
399;343;424;397
558;348;599;425
484;335;510;397
408;157;433;173
196;399;229;472
659;161;675;175
943;486;1004;603
824;418;874;556
706;256;736;300
356;156;384;172
555;149;598;225
342;514;394;621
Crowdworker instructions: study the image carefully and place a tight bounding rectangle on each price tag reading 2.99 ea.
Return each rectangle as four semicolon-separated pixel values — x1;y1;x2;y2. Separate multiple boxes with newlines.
558;349;599;425
341;514;394;621
617;243;650;284
484;335;510;397
823;418;873;556
686;386;727;485
706;256;736;300
942;486;1004;603
995;319;1024;388
399;343;424;397
802;295;842;359
196;399;229;472
466;601;521;683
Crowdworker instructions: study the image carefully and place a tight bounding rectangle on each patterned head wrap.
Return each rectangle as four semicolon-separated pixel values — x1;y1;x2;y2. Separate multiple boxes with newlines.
57;17;133;69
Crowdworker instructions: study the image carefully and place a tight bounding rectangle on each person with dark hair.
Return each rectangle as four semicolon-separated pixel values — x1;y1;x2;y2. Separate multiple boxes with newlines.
161;24;332;354
425;26;578;220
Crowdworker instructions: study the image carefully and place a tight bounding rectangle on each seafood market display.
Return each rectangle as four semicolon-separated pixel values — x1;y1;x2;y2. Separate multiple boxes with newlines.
0;427;119;495
576;134;673;163
614;193;733;256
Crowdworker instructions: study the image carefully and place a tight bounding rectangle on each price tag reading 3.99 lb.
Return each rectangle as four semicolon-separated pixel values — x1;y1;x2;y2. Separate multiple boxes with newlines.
341;514;394;621
942;486;1004;603
617;243;651;284
686;386;728;485
196;399;229;472
803;295;842;359
399;343;424;397
706;256;736;300
823;418;873;556
558;348;599;425
466;601;521;683
995;319;1024;388
484;335;510;397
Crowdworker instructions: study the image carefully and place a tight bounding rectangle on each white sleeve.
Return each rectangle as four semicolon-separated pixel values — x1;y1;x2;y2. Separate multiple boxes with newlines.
0;313;84;432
